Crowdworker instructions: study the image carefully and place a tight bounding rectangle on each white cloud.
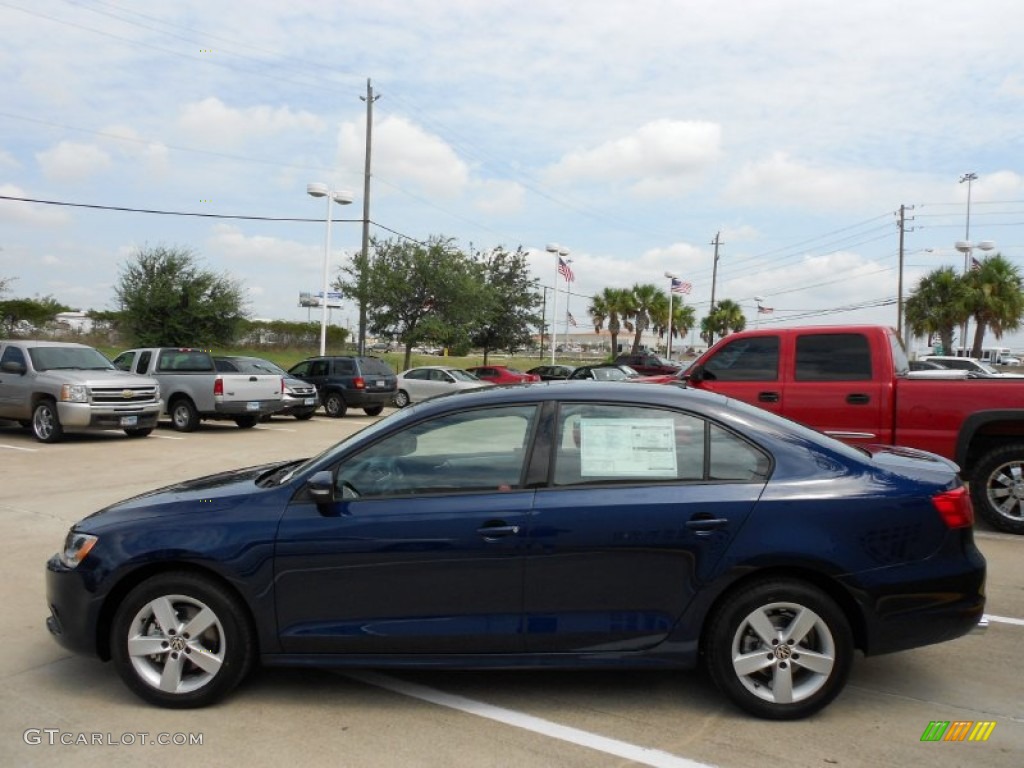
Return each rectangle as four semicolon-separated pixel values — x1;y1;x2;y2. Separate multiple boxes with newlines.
545;120;721;197
472;179;526;215
177;97;325;147
724;152;878;210
36;141;112;183
0;184;71;226
0;149;19;170
100;125;171;175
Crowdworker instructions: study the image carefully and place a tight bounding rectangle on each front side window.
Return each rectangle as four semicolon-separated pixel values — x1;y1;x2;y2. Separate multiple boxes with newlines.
703;336;779;381
552;403;769;486
335;405;539;498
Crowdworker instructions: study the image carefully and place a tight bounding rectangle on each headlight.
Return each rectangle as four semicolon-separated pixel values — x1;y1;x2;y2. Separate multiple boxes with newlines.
59;531;97;568
60;384;88;403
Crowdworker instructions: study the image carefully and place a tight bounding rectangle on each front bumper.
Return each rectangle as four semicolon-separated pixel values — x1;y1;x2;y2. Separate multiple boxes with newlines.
57;402;161;430
45;554;105;659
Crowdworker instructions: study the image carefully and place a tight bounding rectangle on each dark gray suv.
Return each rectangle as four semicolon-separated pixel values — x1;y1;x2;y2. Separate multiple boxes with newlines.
288;356;397;417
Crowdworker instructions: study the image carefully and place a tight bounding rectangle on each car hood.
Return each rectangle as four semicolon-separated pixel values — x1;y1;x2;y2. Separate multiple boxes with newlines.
82;461;288;527
41;369;157;386
861;444;960;480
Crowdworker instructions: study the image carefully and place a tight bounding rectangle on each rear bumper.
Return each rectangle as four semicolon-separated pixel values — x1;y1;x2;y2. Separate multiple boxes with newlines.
213;399;284;417
342;390;396;407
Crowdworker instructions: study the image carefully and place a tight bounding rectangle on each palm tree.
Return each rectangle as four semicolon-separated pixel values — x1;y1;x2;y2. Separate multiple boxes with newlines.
701;299;746;345
588;287;631;356
652;297;696;352
964;254;1024;357
625;283;662;353
905;267;971;355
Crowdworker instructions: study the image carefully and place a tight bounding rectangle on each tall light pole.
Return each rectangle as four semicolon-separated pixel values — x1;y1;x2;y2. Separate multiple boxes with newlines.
307;183;354;356
665;272;678;359
546;243;569;364
955;172;995;354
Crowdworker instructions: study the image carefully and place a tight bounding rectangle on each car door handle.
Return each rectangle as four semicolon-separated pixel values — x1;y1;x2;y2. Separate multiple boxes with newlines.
249;376;259;382
758;391;780;403
686;517;730;534
846;393;870;405
476;524;520;540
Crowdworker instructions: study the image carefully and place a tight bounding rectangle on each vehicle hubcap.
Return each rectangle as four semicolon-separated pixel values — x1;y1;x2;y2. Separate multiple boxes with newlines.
34;408;53;438
987;461;1024;519
730;602;835;705
127;594;225;694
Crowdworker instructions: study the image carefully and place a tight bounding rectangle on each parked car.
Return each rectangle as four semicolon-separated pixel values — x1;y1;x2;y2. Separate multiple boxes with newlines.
464;365;540;384
213;356;319;420
613;352;681;375
527;364;575;381
567;364;654;381
288;356;397;417
45;383;986;718
921;355;1024;378
0;340;161;442
112;347;283;431
394;366;491;407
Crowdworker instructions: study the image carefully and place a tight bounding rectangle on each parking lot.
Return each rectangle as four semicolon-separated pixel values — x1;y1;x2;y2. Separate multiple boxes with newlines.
1;413;1022;767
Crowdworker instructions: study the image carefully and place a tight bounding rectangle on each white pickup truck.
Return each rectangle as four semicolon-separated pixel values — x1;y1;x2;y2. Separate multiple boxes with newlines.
112;347;283;431
0;340;162;442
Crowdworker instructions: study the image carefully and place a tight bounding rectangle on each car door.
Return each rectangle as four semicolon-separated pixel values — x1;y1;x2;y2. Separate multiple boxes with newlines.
524;401;768;653
274;403;541;654
691;334;784;414
0;345;30;417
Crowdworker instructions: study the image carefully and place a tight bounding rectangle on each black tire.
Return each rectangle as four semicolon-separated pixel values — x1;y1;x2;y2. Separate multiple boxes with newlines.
323;392;347;418
32;399;64;443
110;572;255;709
394;390;410;408
704;578;853;720
233;415;259;429
363;405;384;416
294;410;315;421
968;443;1024;534
124;428;153;438
169;398;200;432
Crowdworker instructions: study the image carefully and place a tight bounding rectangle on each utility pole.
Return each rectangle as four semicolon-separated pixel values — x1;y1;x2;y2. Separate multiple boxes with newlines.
707;231;722;346
357;78;380;356
896;205;914;343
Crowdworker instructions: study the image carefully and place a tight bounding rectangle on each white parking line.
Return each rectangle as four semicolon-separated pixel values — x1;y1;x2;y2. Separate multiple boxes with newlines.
0;444;38;452
986;614;1024;627
346;671;716;768
149;434;186;440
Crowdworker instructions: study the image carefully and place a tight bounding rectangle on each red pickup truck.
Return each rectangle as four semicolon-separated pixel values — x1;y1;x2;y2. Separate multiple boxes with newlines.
685;325;1024;534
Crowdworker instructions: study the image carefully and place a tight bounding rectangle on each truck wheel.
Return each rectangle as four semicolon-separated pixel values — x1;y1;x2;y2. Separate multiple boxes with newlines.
323;393;347;418
32;400;65;443
969;444;1024;534
110;571;255;708
124;428;153;438
294;410;315;421
363;405;384;416
704;578;853;719
170;398;200;432
233;415;259;429
394;390;410;408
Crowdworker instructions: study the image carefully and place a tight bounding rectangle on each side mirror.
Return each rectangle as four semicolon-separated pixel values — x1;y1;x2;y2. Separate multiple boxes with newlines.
686;364;704;384
306;470;336;508
1;360;26;375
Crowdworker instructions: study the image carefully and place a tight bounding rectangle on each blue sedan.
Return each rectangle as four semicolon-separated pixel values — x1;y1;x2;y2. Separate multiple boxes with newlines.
45;383;986;718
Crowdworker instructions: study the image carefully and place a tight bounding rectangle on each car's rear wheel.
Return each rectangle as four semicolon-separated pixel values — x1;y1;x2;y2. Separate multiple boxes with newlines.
969;443;1024;534
124;428;153;438
110;572;254;708
294;410;315;421
169;398;199;432
363;405;384;416
394;390;410;408
32;399;64;443
233;415;259;429
323;392;346;418
704;579;852;720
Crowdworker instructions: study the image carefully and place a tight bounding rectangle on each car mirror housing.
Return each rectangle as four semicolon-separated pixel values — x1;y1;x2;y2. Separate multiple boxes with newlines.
686;364;704;383
306;470;336;508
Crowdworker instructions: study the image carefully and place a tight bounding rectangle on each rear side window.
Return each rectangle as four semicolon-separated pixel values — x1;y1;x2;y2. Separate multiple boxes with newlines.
703;336;779;381
158;351;213;372
359;358;395;376
333;359;355;375
795;334;872;381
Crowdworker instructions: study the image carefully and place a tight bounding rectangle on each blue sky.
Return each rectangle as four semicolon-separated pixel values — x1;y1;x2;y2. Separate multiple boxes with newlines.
2;0;1023;349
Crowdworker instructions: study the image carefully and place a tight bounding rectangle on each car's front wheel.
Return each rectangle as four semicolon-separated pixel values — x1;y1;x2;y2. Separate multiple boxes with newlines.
394;390;410;408
110;572;254;708
704;579;853;720
32;399;64;443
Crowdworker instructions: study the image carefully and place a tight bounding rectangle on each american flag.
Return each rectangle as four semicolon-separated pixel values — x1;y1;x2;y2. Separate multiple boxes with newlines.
558;257;575;282
567;311;577;327
758;306;774;314
670;278;692;295
971;257;982;271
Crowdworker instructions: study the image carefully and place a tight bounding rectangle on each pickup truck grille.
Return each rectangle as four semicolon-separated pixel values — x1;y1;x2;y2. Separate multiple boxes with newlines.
91;386;159;404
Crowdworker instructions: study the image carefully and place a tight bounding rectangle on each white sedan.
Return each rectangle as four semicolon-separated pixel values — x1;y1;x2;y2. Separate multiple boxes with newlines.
394;366;492;407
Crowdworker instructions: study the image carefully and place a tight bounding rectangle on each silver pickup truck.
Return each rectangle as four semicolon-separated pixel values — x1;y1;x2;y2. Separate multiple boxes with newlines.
0;340;162;443
112;348;283;431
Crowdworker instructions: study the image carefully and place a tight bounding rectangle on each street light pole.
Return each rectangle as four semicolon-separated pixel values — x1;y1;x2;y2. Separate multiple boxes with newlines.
546;243;569;364
307;183;354;357
665;272;678;359
955;173;995;355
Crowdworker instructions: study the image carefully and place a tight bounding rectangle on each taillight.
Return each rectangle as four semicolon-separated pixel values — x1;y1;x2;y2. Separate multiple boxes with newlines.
354;377;366;389
931;487;974;528
214;378;224;396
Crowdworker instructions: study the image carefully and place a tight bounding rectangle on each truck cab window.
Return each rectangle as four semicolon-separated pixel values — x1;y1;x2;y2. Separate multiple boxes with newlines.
795;334;872;381
704;336;780;381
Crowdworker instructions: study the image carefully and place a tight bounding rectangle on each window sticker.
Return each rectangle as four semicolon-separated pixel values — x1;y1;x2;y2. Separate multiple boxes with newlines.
579;418;678;477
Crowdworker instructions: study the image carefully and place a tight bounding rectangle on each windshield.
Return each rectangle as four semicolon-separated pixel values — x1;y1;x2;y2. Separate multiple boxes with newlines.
28;346;114;371
232;358;288;375
448;369;479;381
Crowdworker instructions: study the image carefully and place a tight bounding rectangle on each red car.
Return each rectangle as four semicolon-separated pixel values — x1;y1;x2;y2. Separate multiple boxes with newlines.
465;365;540;384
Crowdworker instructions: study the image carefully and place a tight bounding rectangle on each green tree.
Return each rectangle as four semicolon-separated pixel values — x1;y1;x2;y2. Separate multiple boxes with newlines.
469;246;543;364
113;245;248;347
964;254;1024;356
339;236;486;370
0;295;73;336
701;299;747;345
0;275;14;296
588;287;632;356
656;299;696;352
905;267;971;355
624;283;663;354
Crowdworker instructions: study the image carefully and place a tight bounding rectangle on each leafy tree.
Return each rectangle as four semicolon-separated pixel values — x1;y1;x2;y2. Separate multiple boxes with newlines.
622;283;663;354
0;295;73;336
963;254;1024;356
339;236;486;370
655;298;696;351
469;246;543;364
113;246;248;347
0;275;14;296
701;299;747;345
588;287;632;357
905;267;971;355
